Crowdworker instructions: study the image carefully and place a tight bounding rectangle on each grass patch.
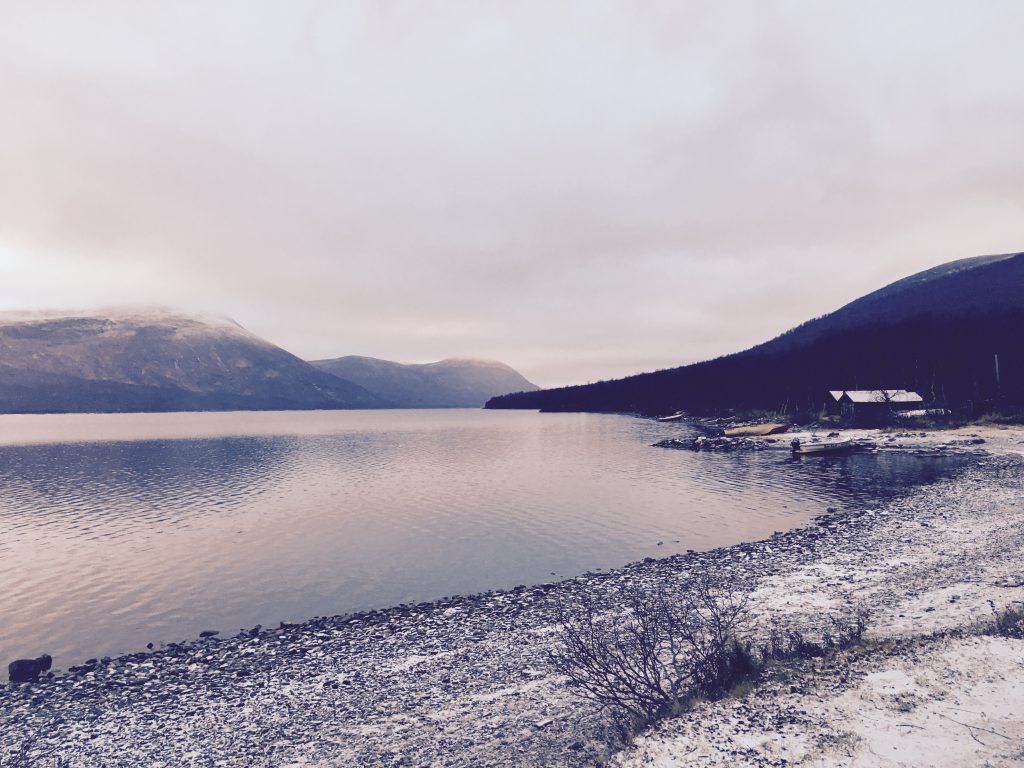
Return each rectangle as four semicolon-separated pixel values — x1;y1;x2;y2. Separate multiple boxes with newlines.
984;601;1024;639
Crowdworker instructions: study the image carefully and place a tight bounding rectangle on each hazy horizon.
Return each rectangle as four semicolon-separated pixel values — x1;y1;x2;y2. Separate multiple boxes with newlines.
2;1;1023;388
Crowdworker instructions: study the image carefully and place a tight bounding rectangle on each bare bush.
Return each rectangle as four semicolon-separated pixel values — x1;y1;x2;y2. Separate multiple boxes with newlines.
548;574;752;726
549;575;870;733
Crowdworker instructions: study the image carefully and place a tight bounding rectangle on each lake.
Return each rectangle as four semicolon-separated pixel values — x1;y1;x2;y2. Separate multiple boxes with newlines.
0;409;969;666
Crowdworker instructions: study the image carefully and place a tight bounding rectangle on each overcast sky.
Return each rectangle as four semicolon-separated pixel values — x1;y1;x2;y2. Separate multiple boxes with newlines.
1;1;1022;387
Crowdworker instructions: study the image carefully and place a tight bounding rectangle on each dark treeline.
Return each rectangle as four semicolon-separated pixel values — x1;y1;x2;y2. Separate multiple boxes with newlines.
486;310;1024;417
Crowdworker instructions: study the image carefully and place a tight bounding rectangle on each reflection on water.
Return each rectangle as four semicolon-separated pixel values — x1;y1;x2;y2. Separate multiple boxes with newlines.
0;410;971;664
0;438;290;539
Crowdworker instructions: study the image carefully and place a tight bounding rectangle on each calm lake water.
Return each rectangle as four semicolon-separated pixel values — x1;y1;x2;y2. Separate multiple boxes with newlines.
0;410;968;665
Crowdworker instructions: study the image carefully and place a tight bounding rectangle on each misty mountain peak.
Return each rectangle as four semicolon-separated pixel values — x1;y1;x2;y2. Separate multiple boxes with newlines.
311;355;538;408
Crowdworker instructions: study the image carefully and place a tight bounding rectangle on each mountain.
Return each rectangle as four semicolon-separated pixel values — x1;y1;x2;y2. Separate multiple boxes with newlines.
760;252;1023;353
486;251;1024;416
0;308;384;414
310;355;538;408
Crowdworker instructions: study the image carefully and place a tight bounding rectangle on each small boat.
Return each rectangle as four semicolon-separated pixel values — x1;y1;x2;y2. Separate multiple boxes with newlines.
791;436;855;455
657;412;686;422
724;423;788;437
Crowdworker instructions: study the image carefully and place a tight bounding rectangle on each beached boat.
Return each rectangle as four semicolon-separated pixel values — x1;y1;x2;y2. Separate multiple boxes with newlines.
790;436;855;455
724;423;788;437
657;412;686;422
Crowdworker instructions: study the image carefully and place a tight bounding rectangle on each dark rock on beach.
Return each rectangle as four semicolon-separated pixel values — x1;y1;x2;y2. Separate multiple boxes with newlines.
654;435;776;452
7;655;51;683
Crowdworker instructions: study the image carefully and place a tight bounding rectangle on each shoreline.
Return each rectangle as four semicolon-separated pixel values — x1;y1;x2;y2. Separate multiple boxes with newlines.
3;427;1022;766
614;431;1024;767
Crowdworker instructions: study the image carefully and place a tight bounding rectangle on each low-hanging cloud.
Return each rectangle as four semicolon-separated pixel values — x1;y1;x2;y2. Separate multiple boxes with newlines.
1;0;1022;387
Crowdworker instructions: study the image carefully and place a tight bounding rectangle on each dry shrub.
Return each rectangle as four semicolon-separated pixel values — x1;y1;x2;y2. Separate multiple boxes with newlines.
986;600;1024;638
548;574;753;726
760;610;870;661
549;574;869;734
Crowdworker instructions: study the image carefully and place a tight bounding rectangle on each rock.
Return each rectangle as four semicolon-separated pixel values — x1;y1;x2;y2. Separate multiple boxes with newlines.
8;654;52;683
653;435;773;452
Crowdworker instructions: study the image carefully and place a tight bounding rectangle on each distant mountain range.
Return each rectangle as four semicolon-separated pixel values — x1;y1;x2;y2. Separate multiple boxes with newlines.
0;308;535;414
0;309;386;413
487;251;1024;415
310;355;538;408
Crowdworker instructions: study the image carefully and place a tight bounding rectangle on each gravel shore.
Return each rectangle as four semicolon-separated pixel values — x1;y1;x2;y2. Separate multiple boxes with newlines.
2;427;1022;767
615;433;1024;767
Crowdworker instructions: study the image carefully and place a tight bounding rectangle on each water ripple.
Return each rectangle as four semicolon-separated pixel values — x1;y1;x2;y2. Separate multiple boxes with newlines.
0;410;969;665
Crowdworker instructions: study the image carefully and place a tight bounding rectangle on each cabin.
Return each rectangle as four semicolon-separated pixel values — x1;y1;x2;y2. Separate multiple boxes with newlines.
828;389;924;424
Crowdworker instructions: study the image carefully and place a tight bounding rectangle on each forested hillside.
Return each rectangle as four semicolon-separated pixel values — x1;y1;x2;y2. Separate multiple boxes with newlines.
487;253;1024;416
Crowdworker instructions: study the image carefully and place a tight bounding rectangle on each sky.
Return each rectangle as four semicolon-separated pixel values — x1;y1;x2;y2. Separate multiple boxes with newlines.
1;1;1022;388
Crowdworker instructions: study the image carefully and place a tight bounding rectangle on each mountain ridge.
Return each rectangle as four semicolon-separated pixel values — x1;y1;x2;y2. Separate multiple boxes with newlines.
311;355;538;408
0;309;385;414
486;251;1024;415
758;251;1024;354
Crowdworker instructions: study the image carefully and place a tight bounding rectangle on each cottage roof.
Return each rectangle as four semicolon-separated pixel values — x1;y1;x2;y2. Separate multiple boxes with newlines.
840;389;923;404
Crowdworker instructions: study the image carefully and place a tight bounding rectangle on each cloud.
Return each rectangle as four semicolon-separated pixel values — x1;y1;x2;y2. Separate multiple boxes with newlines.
1;0;1022;386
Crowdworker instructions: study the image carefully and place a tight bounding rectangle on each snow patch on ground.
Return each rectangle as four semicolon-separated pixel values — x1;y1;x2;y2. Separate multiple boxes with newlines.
807;637;1024;767
616;636;1024;768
